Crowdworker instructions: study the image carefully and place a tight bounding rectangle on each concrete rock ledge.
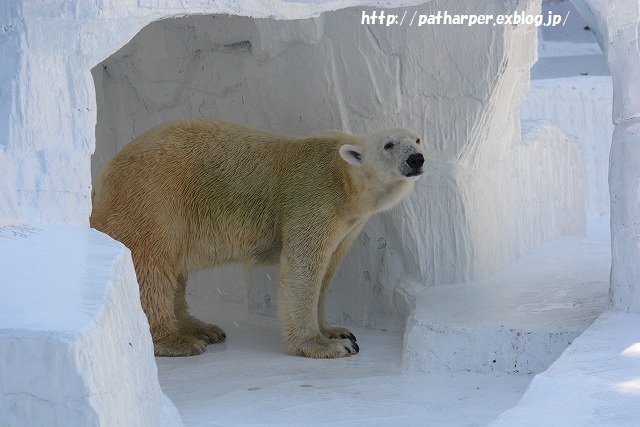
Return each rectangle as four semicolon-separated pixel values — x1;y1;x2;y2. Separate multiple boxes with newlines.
0;225;181;427
402;216;610;375
490;310;640;427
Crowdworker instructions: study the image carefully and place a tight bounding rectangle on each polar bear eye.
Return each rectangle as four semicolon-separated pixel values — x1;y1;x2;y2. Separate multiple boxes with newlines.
384;142;394;150
416;138;421;144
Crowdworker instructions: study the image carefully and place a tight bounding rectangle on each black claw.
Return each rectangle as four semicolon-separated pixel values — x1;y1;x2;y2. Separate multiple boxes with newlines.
349;333;357;342
352;342;359;353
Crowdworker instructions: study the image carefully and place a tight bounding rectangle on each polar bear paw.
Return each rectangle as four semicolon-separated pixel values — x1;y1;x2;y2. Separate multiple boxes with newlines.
194;324;226;344
322;326;357;343
291;334;359;358
154;333;208;357
180;320;227;344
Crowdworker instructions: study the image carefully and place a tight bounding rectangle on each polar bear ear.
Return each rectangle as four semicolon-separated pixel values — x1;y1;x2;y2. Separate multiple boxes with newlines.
339;144;364;166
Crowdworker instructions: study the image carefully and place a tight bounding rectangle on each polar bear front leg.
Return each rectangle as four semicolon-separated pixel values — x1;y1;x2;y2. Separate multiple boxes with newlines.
277;238;358;358
318;225;363;343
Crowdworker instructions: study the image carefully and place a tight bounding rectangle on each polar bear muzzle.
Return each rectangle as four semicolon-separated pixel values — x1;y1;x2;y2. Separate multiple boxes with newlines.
404;153;425;177
407;153;424;176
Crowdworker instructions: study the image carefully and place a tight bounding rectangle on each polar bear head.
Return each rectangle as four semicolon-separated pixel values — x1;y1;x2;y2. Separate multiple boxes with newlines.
339;128;425;183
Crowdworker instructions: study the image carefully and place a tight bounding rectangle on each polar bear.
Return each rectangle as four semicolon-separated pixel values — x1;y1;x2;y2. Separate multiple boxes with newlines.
91;119;425;358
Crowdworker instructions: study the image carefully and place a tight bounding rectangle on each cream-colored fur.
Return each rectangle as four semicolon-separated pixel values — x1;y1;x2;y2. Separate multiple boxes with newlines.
91;119;425;358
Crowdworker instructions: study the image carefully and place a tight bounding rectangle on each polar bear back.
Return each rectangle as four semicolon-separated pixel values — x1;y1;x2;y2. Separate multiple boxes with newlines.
91;119;363;269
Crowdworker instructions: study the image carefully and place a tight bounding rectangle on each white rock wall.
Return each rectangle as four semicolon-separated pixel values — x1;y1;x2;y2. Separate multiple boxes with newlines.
90;0;590;330
0;226;181;427
0;1;431;425
1;0;587;333
3;0;633;425
3;0;632;424
3;0;434;228
521;77;613;216
571;0;640;313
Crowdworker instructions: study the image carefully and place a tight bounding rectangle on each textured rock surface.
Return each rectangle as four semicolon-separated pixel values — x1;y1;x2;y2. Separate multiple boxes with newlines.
402;130;600;375
0;0;432;228
0;226;181;427
522;1;612;217
521;77;612;216
571;0;640;313
491;311;640;427
91;0;588;332
2;0;639;424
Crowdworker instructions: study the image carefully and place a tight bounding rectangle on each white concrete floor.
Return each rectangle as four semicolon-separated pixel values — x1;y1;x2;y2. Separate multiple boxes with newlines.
157;322;532;427
156;218;610;426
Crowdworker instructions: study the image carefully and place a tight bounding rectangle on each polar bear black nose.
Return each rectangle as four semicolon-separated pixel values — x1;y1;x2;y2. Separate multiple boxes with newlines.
406;153;424;169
